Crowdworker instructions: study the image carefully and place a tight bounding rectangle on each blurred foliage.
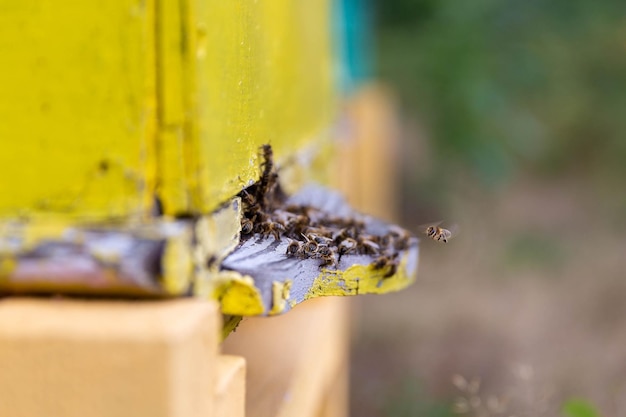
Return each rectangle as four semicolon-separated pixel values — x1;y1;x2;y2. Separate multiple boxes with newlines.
562;398;602;417
382;378;454;417
375;0;626;186
502;232;565;272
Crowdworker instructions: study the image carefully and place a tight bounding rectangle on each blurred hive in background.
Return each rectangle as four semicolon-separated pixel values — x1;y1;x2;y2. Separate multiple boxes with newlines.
348;1;626;416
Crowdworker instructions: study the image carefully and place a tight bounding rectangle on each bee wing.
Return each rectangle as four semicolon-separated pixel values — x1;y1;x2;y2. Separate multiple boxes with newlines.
443;224;460;239
418;220;443;232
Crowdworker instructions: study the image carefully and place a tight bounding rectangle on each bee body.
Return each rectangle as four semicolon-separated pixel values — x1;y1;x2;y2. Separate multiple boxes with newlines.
286;240;304;257
372;253;399;278
316;245;338;269
241;218;254;235
423;223;454;243
302;236;318;257
257;222;285;240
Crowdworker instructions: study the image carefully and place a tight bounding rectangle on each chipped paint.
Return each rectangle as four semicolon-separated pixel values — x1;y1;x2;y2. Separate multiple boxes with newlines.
204;271;265;316
0;219;195;297
269;279;293;315
305;251;417;300
161;228;194;295
221;184;419;316
194;198;242;265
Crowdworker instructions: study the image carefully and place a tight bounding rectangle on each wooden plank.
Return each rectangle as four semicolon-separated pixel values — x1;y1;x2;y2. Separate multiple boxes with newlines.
222;297;350;417
0;0;336;219
0;218;197;296
214;355;246;417
0;0;157;219
333;85;400;220
155;0;191;214
189;0;336;212
220;184;418;316
0;298;220;417
317;362;349;417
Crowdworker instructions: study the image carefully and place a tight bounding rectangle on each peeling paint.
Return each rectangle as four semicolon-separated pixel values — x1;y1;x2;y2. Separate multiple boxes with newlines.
161;228;194;294
205;271;265;316
0;219;195;297
221;184;419;315
306;251;417;300
269;279;292;315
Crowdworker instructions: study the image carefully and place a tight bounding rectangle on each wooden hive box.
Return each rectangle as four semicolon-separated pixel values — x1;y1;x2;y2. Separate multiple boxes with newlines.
0;1;410;415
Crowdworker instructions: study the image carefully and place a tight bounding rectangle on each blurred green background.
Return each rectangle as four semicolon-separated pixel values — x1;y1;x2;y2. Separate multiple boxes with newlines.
376;0;626;217
349;1;626;416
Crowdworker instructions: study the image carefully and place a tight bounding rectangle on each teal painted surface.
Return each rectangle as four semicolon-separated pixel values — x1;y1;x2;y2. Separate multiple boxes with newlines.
333;0;373;94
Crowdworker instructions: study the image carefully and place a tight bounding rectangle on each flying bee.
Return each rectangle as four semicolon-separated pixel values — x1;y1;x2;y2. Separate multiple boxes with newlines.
421;222;456;243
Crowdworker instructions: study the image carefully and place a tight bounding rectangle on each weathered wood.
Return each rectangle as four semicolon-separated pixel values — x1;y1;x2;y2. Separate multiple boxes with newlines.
0;1;335;219
0;198;241;297
220;184;418;315
0;220;193;296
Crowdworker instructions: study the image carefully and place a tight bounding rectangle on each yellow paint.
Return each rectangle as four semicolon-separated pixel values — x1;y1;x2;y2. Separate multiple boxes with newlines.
0;258;16;278
0;0;157;219
1;0;334;219
13;218;69;251
221;315;244;341
189;0;335;213
204;271;265;317
194;198;241;266
269;279;293;316
305;254;417;300
161;227;194;295
0;0;350;315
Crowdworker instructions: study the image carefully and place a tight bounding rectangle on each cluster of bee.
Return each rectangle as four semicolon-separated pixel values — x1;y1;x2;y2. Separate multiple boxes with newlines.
237;145;412;278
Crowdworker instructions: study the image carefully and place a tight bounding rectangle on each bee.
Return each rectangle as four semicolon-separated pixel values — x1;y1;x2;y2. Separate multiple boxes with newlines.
272;209;296;225
386;225;411;251
256;221;285;240
285;240;303;257
240;188;263;217
316;245;338;269
240;188;256;208
373;253;399;278
301;234;318;257
337;238;357;260
241;217;255;235
283;214;310;237
358;235;381;255
305;231;333;245
260;144;274;182
258;144;278;205
422;222;455;243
